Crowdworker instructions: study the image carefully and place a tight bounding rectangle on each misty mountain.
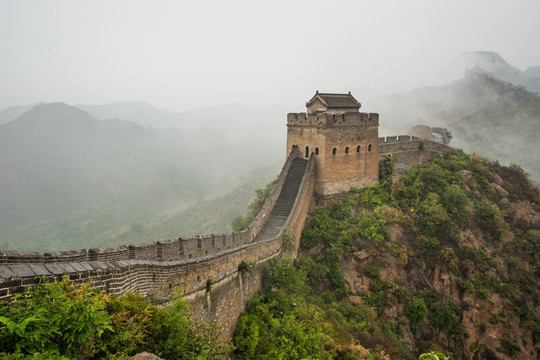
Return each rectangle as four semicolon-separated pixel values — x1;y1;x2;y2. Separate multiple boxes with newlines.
0;102;283;251
75;101;184;129
75;101;290;135
370;68;540;181
438;51;540;93
0;103;41;125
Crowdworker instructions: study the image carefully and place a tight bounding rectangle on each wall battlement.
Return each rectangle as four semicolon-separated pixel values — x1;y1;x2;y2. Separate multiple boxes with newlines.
0;92;454;339
378;135;420;143
0;149;316;338
0;147;304;268
379;137;452;155
287;112;379;127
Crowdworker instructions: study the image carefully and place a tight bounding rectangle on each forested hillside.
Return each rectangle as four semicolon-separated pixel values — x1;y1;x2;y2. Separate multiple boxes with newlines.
0;103;281;251
234;150;540;359
370;68;540;181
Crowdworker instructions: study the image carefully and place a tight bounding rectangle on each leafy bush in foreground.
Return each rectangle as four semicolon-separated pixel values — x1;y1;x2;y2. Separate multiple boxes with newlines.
0;278;232;359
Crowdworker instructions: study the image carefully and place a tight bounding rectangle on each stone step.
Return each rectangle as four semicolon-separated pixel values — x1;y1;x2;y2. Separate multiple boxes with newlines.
254;158;308;241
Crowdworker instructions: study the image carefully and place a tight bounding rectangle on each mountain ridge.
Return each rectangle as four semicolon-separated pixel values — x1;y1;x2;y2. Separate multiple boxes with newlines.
0;102;283;251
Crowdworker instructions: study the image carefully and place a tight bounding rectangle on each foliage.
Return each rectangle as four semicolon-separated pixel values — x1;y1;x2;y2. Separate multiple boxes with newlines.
238;260;256;273
429;304;464;340
263;258;306;292
0;280;232;359
379;154;396;185
235;257;403;359
236;149;540;359
150;289;233;359
0;277;112;359
95;292;154;358
418;351;449;360
404;298;428;333
231;179;277;232
206;277;214;292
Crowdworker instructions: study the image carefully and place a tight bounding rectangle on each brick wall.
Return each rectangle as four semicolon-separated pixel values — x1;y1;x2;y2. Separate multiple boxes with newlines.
0;150;316;339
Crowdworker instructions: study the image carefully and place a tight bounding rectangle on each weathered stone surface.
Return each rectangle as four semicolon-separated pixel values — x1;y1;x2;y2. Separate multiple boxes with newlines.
44;263;65;275
0;265;16;279
70;262;87;272
0;93;456;341
57;263;78;273
9;264;35;277
28;263;51;276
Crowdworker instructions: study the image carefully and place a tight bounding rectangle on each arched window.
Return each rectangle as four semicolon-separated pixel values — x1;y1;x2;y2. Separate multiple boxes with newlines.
305;146;309;158
345;146;349;154
356;145;361;153
368;144;373;152
332;148;337;156
315;147;319;155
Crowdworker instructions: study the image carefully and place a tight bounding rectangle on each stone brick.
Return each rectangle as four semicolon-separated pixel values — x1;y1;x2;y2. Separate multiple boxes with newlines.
0;265;16;279
78;261;94;271
44;263;65;275
70;262;88;272
58;263;78;273
28;263;51;276
1;279;21;288
22;277;41;286
9;264;35;277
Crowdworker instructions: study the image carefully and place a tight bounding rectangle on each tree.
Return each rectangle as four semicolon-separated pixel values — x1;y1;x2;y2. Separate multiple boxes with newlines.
419;351;449;360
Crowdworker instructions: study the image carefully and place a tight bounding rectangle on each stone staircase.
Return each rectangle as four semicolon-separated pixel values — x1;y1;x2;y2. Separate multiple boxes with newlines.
254;157;308;241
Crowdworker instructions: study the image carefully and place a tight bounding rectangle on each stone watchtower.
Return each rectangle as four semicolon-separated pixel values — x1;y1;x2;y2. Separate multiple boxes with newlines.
287;92;379;196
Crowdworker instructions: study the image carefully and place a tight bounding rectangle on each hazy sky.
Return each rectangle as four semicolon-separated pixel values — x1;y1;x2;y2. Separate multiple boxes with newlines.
1;0;539;112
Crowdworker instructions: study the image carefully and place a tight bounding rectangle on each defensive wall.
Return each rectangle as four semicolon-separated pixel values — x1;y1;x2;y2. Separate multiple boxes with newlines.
378;135;452;174
0;128;449;338
0;148;315;338
286;111;379;127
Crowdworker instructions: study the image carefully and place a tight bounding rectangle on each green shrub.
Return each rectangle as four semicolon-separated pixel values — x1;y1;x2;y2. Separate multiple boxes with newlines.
231;179;277;232
429;304;464;339
263;258;306;292
238;260;256;273
404;298;428;332
151;289;232;359
0;281;232;360
206;277;214;292
0;278;112;359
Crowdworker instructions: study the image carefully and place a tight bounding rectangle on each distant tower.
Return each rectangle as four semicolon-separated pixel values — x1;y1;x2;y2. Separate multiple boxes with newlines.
287;92;379;196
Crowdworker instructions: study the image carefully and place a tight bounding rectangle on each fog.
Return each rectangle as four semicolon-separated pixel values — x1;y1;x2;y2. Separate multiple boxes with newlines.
1;0;540;112
1;0;540;252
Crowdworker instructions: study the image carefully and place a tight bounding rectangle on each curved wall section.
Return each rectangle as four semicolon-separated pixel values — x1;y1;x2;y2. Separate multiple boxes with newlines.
0;150;316;338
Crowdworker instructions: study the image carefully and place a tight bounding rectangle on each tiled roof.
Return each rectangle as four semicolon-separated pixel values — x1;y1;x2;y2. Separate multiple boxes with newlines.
306;92;361;109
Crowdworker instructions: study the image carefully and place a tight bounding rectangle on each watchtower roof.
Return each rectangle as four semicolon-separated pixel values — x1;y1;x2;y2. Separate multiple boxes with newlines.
306;91;361;109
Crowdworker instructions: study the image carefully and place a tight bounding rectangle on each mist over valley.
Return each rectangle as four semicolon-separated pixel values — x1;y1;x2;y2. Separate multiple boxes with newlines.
1;50;539;255
0;102;283;251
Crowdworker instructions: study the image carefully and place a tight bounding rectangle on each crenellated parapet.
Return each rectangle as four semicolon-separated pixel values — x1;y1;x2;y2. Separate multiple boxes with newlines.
0;149;317;338
0;92;456;339
378;135;453;175
287;111;379;128
378;135;452;155
0;147;304;269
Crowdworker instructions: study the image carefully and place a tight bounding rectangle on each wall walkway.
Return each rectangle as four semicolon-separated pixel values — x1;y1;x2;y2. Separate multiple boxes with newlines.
0;150;316;338
0;136;446;337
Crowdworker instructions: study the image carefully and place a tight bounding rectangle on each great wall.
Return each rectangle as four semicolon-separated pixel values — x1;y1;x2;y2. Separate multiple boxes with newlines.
0;93;451;338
